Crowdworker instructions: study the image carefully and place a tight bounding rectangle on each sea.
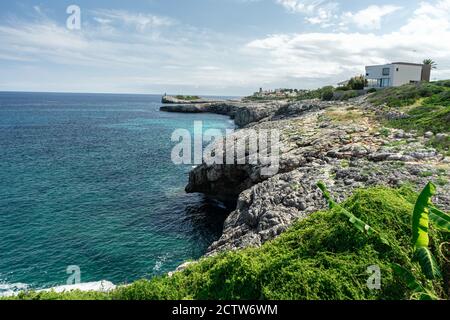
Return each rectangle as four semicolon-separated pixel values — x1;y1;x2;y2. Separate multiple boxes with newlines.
0;92;235;295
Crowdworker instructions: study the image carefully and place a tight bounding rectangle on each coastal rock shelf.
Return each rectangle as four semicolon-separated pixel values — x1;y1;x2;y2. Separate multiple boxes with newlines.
161;97;450;255
160;101;284;127
161;95;228;104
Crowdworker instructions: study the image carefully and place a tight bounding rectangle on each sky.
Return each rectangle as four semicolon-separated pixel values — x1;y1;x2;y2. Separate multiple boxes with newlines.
0;0;450;95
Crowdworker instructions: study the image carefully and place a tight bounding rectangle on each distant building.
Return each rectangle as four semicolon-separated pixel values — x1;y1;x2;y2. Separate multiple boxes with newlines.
337;80;350;87
365;62;431;89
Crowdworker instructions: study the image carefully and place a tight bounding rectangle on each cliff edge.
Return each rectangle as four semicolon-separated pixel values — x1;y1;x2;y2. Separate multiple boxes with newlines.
162;94;450;255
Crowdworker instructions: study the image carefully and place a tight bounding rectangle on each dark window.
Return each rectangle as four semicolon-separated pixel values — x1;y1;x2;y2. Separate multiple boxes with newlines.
382;68;390;76
396;68;399;72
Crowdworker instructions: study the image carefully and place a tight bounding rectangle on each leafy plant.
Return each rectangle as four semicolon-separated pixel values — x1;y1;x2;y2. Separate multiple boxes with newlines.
321;86;334;101
410;182;450;279
317;182;389;245
391;264;438;300
317;181;450;299
423;59;437;70
348;75;367;90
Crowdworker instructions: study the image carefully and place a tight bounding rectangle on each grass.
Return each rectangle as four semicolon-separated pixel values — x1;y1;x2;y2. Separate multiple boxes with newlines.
368;81;447;109
369;81;450;153
324;109;364;123
175;95;201;101
436;177;449;186
420;171;434;178
9;186;449;300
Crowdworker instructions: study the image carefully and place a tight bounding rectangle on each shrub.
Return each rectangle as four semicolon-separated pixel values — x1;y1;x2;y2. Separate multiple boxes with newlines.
367;88;377;93
348;75;367;90
340;91;358;101
335;86;351;91
321;86;334;101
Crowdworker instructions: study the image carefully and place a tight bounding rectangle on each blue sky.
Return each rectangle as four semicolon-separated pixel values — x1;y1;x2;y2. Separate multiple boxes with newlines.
0;0;449;95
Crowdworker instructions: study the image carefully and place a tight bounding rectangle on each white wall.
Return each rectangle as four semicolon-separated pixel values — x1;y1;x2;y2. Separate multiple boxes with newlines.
392;64;423;86
365;64;394;87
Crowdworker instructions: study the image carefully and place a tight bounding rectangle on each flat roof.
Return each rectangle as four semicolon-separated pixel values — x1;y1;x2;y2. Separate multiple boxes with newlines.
391;62;424;66
366;62;424;68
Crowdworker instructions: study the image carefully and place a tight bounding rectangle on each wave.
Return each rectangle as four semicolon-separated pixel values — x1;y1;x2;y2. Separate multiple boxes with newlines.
0;282;29;297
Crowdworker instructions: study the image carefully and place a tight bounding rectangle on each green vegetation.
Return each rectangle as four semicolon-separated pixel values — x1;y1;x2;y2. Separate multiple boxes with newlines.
318;182;450;300
321;86;334;101
339;91;359;101
9;186;449;300
379;127;391;137
336;75;367;91
348;75;368;90
436;177;448;187
369;81;450;152
175;95;201;101
368;81;447;109
423;59;438;70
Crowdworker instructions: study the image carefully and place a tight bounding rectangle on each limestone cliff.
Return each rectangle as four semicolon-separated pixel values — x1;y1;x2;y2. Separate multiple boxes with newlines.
161;97;450;255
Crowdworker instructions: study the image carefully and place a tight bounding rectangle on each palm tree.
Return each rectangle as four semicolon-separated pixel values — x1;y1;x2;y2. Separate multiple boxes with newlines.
423;59;437;69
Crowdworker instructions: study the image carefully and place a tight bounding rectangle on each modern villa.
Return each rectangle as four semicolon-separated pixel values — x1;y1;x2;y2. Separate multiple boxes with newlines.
365;62;431;88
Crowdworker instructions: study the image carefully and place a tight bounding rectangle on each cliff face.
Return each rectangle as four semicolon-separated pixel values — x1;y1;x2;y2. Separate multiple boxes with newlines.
161;95;225;104
162;97;450;255
160;101;284;127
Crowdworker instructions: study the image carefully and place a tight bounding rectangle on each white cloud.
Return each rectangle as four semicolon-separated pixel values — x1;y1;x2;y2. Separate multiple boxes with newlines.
247;0;450;84
91;9;175;32
341;5;402;30
1;0;450;94
276;1;402;29
276;0;339;27
276;0;324;14
0;8;262;94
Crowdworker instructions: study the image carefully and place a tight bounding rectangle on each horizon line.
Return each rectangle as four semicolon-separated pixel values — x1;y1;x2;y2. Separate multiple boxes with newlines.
0;90;244;97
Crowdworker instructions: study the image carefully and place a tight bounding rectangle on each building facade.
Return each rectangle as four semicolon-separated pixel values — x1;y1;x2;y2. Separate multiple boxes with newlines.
365;62;431;88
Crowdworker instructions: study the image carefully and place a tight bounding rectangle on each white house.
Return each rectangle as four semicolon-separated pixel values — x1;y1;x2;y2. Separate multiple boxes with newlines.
365;62;431;89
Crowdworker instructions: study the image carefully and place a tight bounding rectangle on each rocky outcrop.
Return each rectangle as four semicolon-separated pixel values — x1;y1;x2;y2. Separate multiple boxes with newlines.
166;97;450;255
161;95;228;104
161;101;286;127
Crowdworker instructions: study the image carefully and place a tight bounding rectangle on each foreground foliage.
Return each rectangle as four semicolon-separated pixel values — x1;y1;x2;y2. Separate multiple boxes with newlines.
10;186;449;300
318;182;450;299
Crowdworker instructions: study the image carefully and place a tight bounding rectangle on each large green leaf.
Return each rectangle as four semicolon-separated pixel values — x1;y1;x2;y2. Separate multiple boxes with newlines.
391;263;424;292
316;182;390;245
317;181;337;209
429;206;450;232
412;182;436;248
391;264;438;300
413;246;442;280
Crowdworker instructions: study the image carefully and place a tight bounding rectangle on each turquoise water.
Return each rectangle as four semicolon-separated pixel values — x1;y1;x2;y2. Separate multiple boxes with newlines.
0;92;234;293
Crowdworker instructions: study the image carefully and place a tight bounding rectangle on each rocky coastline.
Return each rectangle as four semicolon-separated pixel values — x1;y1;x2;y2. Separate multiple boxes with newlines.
161;96;450;256
161;95;234;105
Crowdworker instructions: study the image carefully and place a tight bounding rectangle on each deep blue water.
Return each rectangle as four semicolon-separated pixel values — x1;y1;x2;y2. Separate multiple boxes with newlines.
0;92;234;294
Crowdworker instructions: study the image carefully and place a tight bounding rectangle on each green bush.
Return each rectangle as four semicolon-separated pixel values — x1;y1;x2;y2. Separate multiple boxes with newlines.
340;91;358;101
367;88;377;93
175;95;200;101
348;75;367;90
335;86;351;91
321;86;335;101
369;82;446;108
